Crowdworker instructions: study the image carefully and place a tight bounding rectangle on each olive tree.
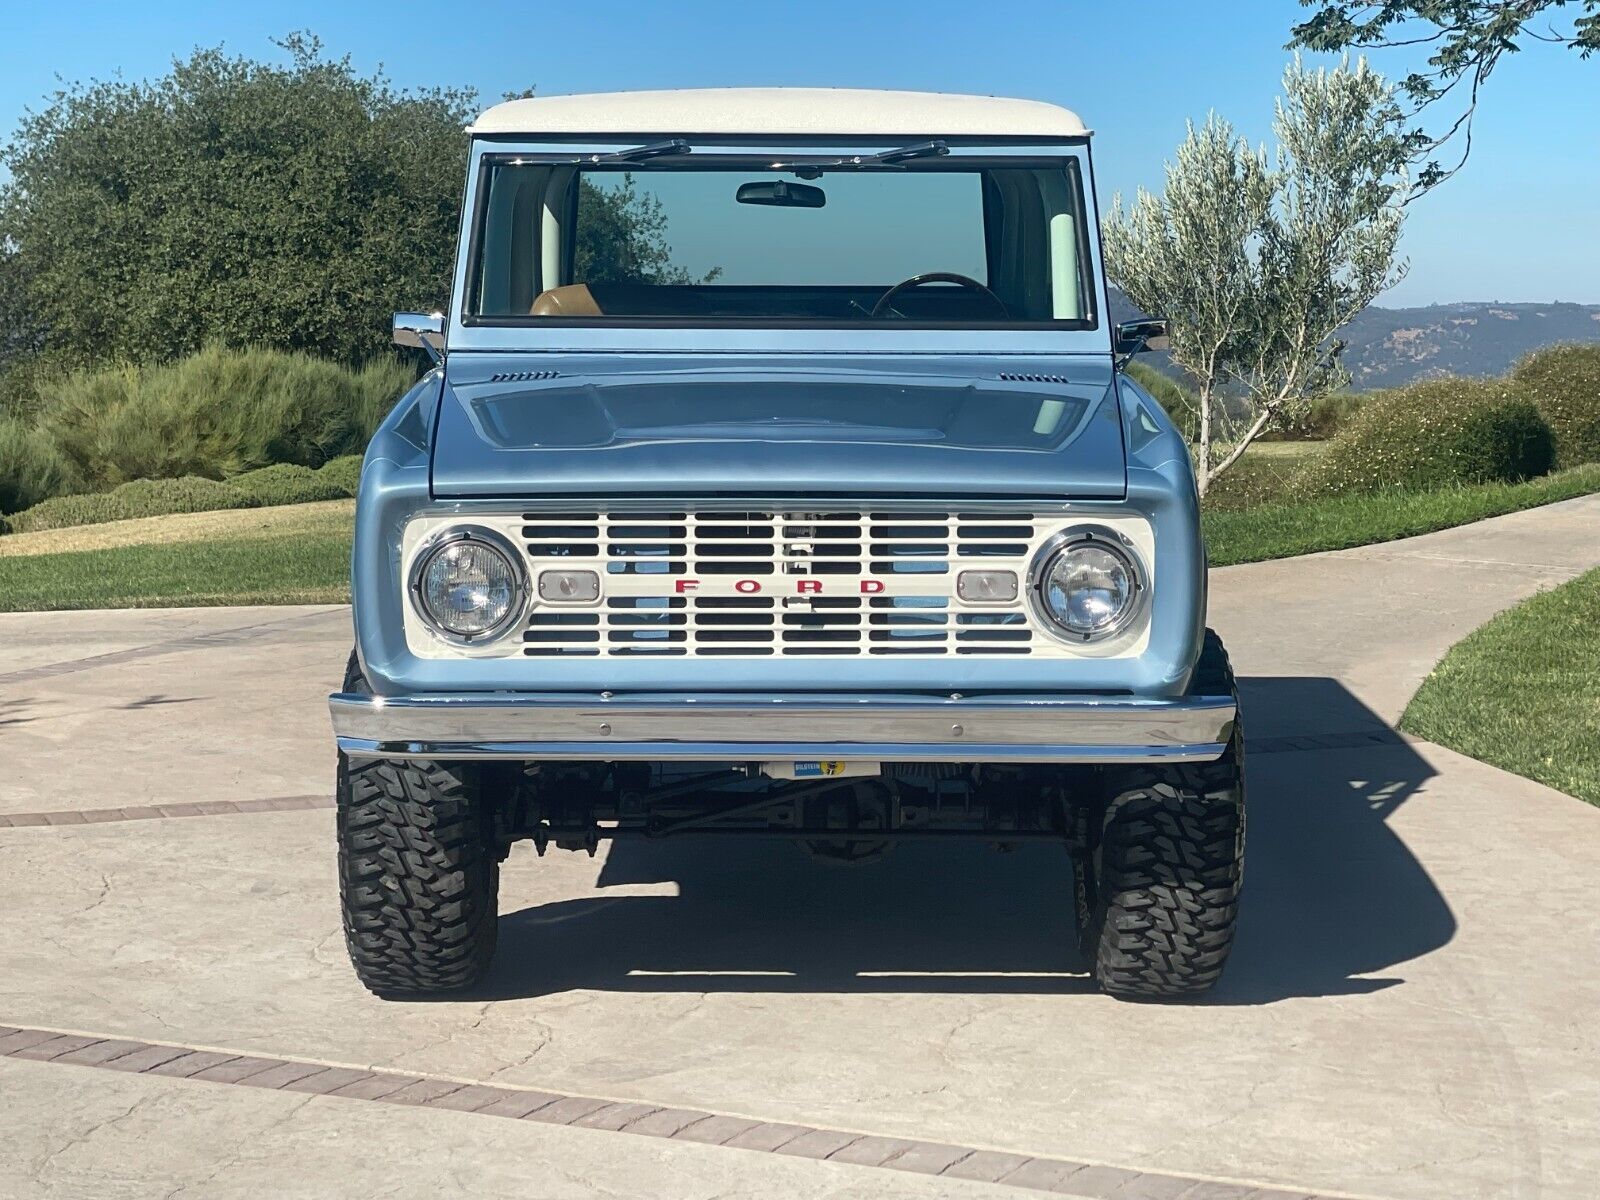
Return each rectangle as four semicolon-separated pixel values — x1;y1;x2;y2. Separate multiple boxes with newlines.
1104;58;1408;494
1102;117;1271;488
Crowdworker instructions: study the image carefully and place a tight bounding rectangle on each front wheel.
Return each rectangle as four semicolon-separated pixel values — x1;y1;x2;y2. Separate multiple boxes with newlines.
336;653;499;998
1079;630;1245;1000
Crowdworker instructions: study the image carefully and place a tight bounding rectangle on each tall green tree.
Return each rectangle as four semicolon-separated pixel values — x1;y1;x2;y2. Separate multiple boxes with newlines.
1290;1;1600;190
0;38;704;377
1105;58;1409;494
0;34;473;368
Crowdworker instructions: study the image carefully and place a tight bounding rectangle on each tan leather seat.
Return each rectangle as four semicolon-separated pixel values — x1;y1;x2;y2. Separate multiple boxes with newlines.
530;284;603;316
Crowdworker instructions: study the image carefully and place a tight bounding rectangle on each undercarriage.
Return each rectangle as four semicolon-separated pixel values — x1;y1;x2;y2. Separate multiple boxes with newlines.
494;761;1090;863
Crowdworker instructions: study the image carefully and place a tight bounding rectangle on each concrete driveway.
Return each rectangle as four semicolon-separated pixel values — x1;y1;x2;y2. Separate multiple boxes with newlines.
2;495;1598;1200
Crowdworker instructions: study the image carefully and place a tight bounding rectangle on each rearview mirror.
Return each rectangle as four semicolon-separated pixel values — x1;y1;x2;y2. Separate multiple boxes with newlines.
736;180;826;208
1114;318;1170;355
393;312;445;363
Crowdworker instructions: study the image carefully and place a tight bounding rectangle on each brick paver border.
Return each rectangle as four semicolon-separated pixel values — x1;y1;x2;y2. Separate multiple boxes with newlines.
0;795;330;828
0;1023;1369;1199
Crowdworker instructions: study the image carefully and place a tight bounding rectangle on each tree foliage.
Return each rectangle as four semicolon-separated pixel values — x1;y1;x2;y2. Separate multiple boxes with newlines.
0;35;472;368
1103;116;1271;486
576;175;720;285
0;37;700;374
1289;1;1600;190
1105;58;1409;494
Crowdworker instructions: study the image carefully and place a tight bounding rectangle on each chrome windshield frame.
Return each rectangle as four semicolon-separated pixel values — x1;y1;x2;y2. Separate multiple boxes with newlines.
446;136;1113;358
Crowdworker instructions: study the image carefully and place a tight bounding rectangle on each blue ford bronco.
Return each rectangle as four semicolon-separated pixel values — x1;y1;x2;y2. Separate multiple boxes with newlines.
330;89;1244;1001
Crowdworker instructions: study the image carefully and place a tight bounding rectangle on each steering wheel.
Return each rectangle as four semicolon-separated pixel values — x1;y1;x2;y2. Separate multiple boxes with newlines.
870;272;1010;319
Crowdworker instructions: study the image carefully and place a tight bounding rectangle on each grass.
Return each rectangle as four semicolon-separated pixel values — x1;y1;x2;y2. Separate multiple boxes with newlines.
1;463;1598;611
0;504;353;611
1199;441;1323;513
1402;567;1600;806
1203;463;1600;567
1229;441;1323;458
0;499;353;556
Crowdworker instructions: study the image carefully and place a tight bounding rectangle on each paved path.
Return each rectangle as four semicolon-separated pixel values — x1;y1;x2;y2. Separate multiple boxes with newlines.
2;495;1598;1199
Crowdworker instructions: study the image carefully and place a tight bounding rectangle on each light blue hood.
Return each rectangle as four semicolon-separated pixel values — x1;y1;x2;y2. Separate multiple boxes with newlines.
429;354;1126;499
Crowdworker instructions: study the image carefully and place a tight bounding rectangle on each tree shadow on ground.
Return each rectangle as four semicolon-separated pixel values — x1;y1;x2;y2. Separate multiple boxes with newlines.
0;693;200;729
478;676;1453;1005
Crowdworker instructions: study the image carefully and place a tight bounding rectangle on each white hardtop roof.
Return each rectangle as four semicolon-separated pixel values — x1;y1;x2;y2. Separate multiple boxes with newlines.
469;88;1089;139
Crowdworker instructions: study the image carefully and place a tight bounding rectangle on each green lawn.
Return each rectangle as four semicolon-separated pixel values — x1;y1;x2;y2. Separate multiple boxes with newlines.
0;527;352;610
1;463;1598;610
1203;464;1600;566
1402;567;1600;807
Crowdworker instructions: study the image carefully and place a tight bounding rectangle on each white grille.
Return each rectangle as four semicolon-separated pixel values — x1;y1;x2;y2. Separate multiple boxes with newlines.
520;509;1057;658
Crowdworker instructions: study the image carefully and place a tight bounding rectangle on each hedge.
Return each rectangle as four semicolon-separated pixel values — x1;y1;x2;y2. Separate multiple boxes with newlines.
1511;344;1600;469
315;455;365;498
229;463;352;508
6;476;258;534
1294;377;1555;497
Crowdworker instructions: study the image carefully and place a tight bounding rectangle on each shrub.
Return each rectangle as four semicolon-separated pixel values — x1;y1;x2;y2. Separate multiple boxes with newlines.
35;345;414;489
229;463;351;507
354;360;416;443
7;476;257;534
1125;361;1199;441
0;418;80;515
1511;344;1600;469
1296;378;1555;498
1203;452;1313;511
1303;391;1370;440
316;455;365;497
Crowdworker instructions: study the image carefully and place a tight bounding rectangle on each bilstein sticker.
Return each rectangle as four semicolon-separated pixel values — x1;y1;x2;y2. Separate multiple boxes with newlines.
796;761;848;777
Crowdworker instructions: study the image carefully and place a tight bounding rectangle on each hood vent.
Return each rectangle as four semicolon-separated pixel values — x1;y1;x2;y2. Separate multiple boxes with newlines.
489;370;562;383
997;372;1071;385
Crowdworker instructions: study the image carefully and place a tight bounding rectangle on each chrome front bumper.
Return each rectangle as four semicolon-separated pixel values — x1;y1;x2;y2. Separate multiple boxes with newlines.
329;691;1237;764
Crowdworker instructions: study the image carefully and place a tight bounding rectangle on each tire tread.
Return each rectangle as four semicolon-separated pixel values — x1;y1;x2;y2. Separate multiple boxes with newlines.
336;651;497;997
1090;630;1245;1000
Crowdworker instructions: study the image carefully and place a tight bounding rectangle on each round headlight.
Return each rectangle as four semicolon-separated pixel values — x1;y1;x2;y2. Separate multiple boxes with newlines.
1033;531;1144;641
410;528;526;642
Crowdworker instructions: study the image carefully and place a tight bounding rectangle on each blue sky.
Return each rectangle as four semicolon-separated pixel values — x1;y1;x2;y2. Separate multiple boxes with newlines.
2;0;1595;306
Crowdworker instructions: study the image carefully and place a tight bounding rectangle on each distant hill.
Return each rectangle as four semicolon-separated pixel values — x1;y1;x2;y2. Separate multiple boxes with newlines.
1109;289;1600;391
1338;302;1600;388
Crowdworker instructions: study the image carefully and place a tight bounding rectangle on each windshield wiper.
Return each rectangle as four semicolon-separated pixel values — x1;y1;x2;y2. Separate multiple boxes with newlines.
588;138;691;164
868;139;950;164
772;139;952;176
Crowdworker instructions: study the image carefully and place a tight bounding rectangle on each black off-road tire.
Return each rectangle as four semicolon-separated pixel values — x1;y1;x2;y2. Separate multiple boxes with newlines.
1082;630;1245;1001
337;651;499;999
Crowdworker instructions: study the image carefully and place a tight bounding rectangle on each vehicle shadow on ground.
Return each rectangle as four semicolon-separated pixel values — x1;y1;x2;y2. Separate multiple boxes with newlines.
481;676;1455;1005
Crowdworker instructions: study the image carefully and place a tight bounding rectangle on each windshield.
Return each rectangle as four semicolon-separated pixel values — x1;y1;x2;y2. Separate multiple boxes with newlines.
467;154;1097;328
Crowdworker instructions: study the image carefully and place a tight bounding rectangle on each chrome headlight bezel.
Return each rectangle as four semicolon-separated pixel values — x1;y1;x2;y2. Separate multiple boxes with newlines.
407;525;529;646
1027;525;1149;644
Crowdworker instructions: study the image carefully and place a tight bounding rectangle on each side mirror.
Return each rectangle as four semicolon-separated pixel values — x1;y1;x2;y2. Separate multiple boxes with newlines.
393;312;445;363
1114;318;1170;356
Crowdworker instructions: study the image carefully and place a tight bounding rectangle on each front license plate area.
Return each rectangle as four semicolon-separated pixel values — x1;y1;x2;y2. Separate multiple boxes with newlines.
760;760;881;780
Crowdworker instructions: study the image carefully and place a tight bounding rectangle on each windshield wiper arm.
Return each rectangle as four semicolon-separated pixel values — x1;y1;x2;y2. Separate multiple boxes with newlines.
869;139;950;164
769;139;952;177
588;138;691;164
